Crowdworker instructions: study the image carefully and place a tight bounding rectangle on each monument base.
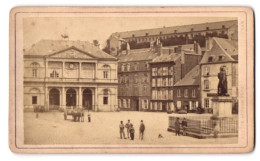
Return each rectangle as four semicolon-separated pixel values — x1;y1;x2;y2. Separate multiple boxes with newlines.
212;96;233;118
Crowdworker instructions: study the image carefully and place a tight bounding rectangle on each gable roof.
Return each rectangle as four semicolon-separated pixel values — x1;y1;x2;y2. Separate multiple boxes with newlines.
24;39;117;60
111;20;237;39
200;37;238;64
174;65;200;87
118;48;158;62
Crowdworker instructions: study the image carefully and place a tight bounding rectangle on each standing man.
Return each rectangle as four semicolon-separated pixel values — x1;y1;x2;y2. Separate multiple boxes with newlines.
119;121;126;139
87;110;91;123
182;118;188;136
139;120;145;140
175;117;180;136
125;120;131;139
129;124;135;140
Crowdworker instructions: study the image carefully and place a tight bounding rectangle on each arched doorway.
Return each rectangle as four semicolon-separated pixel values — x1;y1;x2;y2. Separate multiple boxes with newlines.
82;88;92;110
66;88;76;107
49;88;60;110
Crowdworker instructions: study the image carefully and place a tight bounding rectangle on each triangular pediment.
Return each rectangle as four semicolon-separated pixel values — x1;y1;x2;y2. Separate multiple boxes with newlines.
48;47;96;59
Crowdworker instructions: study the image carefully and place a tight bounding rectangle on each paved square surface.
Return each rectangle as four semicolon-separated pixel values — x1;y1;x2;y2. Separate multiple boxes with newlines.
24;111;238;145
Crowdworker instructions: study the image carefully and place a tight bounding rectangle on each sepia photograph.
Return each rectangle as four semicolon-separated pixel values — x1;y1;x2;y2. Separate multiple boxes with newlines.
9;7;254;153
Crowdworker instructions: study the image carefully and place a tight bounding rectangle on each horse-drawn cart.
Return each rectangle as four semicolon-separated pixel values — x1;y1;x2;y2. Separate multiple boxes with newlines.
64;107;84;122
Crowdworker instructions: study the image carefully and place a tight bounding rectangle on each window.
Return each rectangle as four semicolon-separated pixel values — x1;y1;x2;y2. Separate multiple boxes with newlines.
158;67;162;76
204;80;210;90
152;79;156;87
132;34;135;37
163;67;168;75
134;63;139;71
204;99;209;108
32;69;38;77
204;66;210;76
103;71;108;79
191;28;194;31
145;63;149;69
32;96;37;104
31;62;39;77
222;25;225;29
219;56;223;61
121;64;125;71
208;56;213;62
206;27;209;30
160;31;162;35
103;89;109;105
103;65;110;79
192;89;196;97
152;68;157;76
146;33;149;36
50;70;59;78
169;66;174;75
118;99;121;108
184;89;188;97
127;64;130;71
177;89;181;97
134;74;138;83
174;30;177;33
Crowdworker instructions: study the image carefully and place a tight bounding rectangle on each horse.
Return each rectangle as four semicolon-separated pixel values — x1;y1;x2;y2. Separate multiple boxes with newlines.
72;108;84;122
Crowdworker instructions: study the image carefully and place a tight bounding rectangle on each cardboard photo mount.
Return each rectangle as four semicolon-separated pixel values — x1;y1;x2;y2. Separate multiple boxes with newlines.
9;7;254;153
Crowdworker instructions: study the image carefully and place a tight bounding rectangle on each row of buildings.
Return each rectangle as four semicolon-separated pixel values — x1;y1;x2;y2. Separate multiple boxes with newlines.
23;20;238;112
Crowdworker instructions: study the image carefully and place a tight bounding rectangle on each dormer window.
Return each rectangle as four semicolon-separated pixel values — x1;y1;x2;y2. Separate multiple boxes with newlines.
132;34;135;37
206;27;209;30
222;25;225;29
160;31;162;35
191;28;194;32
146;33;149;36
174;30;177;33
219;56;224;61
208;56;213;62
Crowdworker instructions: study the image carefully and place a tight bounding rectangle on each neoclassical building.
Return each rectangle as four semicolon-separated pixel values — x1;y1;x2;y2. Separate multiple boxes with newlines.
24;40;118;112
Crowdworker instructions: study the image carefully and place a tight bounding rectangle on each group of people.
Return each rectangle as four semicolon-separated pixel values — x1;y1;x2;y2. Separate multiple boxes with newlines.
174;117;188;136
119;120;145;140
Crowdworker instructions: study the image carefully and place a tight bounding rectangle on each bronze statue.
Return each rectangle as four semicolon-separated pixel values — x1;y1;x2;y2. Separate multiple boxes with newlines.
217;67;228;96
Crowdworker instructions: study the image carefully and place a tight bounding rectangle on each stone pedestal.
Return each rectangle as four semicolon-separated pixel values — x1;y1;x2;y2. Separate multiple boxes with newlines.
212;96;233;118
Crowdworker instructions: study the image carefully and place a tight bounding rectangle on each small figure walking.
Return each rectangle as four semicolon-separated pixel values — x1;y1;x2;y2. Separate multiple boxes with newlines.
139;120;145;140
119;121;126;139
129;124;135;140
125;120;131;139
87;110;91;123
175;117;180;136
182;118;187;136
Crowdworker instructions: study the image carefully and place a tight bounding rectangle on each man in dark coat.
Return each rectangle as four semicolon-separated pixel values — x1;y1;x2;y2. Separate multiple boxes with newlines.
139;120;145;140
218;67;228;96
129;124;135;140
175;118;180;136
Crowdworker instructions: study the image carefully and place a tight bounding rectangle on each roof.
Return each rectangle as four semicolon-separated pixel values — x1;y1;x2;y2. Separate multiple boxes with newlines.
24;39;117;60
111;20;237;38
174;65;200;86
151;52;181;63
200;37;238;64
118;48;158;62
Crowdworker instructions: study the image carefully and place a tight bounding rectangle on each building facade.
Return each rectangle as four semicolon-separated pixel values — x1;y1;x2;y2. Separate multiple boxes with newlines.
24;40;118;112
107;20;238;56
149;43;202;112
117;48;158;111
173;65;200;112
200;37;238;111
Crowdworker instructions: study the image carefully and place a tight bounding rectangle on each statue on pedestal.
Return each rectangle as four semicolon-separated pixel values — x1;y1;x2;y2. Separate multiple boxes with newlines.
217;67;228;96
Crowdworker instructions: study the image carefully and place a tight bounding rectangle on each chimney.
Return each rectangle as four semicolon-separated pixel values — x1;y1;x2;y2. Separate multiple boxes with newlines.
206;37;213;51
194;41;197;53
181;50;185;64
158;42;163;55
126;42;130;55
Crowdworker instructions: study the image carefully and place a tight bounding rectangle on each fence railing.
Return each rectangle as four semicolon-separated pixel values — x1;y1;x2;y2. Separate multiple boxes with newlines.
169;116;238;136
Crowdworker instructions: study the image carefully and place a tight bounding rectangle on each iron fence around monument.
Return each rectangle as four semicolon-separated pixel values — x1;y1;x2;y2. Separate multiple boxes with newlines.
168;116;238;136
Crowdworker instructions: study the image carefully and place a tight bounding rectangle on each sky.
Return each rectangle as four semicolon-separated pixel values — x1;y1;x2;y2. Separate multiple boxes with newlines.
23;17;236;49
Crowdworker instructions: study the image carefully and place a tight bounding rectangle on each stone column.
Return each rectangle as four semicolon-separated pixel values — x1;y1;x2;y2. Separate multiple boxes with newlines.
78;62;81;79
78;87;82;108
45;86;49;111
62;61;65;79
45;59;48;78
62;87;66;109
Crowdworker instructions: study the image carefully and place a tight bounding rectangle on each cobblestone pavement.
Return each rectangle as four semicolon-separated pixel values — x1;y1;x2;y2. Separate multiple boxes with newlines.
24;111;238;145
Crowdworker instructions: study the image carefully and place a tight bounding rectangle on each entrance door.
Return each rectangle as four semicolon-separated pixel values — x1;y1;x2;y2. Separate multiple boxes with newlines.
66;88;76;108
135;99;139;111
49;88;60;110
82;88;92;110
162;102;166;112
